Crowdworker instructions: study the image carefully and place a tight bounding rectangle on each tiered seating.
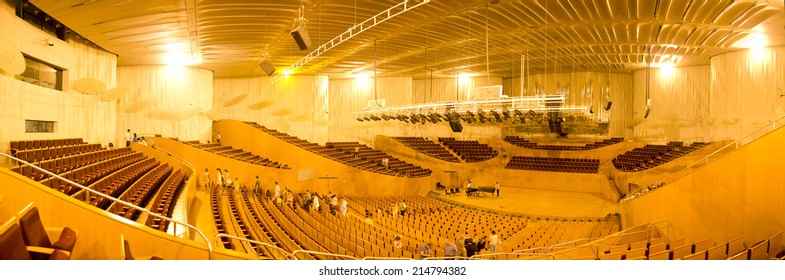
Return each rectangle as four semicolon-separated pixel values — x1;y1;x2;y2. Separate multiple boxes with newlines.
81;158;159;209
393;137;460;163
326;142;432;178
210;186;235;250
240;191;308;259
438;138;498;162
247;122;431;178
180;141;290;169
108;164;173;221
504;136;624;150
612;141;711;172
505;156;600;174
37;150;145;194
504;218;620;253
9;138;85;157
146;170;186;232
347;195;530;258
13;147;135;182
255;192;335;259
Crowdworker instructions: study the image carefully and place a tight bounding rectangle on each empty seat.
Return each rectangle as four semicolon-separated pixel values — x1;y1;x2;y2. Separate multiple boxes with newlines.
122;236;164;260
0;220;68;260
18;206;77;259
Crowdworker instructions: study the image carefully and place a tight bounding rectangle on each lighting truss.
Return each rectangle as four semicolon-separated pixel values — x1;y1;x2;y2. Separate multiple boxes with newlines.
271;0;431;84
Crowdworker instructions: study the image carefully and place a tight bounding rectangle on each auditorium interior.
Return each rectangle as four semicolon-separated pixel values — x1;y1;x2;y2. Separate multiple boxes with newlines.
2;0;785;261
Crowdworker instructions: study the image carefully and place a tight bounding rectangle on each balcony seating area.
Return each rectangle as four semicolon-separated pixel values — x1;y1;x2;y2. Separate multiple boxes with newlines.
247;122;431;178
12;147;136;183
504;136;624;150
144;170;186;232
9;138;85;157
8;139;187;234
437;137;498;162
612;141;710;172
393;137;460;163
505;156;600;174
181;141;290;169
326;142;432;178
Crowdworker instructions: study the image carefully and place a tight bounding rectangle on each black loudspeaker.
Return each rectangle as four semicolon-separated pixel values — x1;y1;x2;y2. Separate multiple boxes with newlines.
259;58;276;76
448;120;463;132
290;24;311;51
644;106;651;118
604;101;612;110
447;113;463;132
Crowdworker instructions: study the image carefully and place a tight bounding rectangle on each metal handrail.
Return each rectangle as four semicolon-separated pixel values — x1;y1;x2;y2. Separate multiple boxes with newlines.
627;114;785;201
532;244;600;259
0;152;214;260
213;233;296;260
469;252;556;260
291;249;359;260
548;221;672;249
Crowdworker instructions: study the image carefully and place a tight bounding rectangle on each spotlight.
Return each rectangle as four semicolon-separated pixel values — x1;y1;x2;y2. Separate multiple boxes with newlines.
370;115;382;121
410;114;421;124
363;116;372;121
492;110;502;122
356;117;364;122
502;108;511;120
381;114;393;121
477;109;488;123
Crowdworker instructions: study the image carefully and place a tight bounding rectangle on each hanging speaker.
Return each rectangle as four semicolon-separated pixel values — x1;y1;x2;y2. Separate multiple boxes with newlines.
644;106;651;118
604;101;613;111
290;24;311;51
259;58;276;76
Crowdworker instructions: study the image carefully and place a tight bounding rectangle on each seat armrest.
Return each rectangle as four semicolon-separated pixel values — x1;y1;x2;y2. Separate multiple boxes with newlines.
26;246;71;259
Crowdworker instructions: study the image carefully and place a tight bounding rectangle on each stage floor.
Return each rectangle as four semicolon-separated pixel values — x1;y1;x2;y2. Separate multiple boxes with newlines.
436;186;620;219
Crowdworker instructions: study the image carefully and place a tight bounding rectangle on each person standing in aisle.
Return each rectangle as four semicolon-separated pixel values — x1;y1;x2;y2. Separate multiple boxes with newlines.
125;129;131;147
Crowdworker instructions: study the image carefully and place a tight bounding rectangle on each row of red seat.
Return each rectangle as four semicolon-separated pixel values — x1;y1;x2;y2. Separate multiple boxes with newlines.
10;138;84;153
393;137;460;163
110;164;173;221
146;169;186;232
438;137;498;162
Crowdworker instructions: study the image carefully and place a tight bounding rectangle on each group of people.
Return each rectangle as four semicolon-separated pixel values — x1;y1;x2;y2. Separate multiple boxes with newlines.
419;230;501;260
124;129;148;147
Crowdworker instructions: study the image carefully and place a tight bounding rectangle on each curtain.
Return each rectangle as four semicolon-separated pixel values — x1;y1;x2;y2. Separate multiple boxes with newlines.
0;4;117;161
632;65;712;142
214;75;329;144
117;66;213;143
711;46;785;141
503;72;634;137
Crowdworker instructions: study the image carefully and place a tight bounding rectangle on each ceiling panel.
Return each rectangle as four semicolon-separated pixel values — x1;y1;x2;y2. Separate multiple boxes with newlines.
27;0;785;78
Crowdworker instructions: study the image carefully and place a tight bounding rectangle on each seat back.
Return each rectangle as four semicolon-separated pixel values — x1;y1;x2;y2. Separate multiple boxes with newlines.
0;223;32;260
769;231;783;259
18;207;53;248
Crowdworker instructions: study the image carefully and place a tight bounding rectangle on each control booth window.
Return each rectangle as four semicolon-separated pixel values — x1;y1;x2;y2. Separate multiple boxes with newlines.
25;120;56;133
16;55;63;90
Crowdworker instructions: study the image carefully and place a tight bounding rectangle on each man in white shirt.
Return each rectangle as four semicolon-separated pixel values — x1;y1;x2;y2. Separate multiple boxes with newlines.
125;129;131;147
274;182;280;199
495;181;500;197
